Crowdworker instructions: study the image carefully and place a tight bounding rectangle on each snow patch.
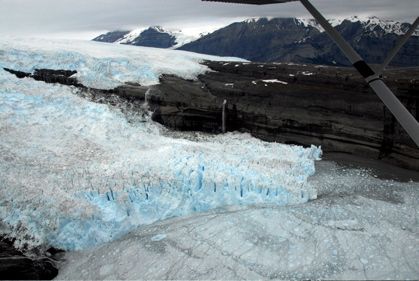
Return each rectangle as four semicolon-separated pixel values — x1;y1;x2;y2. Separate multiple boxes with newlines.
262;79;288;85
301;71;315;76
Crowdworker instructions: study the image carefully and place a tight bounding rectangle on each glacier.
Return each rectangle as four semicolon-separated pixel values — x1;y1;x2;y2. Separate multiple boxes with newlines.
57;162;419;280
0;41;321;251
0;37;246;89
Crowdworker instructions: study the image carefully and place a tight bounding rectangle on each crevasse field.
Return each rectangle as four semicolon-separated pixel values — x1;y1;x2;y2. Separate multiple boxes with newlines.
0;38;321;251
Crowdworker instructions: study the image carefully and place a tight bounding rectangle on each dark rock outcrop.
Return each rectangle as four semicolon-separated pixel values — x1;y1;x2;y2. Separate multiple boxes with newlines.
148;62;419;170
125;27;177;48
32;69;82;87
3;68;31;79
0;238;62;280
3;68;83;88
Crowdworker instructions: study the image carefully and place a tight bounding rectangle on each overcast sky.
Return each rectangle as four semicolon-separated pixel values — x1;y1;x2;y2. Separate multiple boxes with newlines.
0;0;418;39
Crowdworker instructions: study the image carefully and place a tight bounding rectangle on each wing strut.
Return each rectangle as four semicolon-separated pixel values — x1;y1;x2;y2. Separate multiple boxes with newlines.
202;0;419;146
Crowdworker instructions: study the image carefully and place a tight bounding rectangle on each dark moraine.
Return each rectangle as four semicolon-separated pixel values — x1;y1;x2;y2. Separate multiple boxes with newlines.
3;68;83;88
0;237;62;280
147;62;419;171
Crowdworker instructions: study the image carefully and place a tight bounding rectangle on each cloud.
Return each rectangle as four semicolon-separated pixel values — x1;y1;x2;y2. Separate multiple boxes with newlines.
0;0;418;39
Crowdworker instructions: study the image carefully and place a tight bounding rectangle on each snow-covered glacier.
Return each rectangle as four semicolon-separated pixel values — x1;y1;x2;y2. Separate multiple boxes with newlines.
0;39;321;251
0;37;245;89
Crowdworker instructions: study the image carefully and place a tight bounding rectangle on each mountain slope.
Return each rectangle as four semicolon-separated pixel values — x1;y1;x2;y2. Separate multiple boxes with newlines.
179;17;419;67
305;17;419;66
179;18;320;62
126;27;176;48
93;30;130;43
93;26;197;49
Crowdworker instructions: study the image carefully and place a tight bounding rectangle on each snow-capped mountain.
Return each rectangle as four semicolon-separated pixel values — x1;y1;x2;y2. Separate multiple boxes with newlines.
354;16;419;37
93;26;198;49
179;16;419;67
298;16;419;36
178;17;321;62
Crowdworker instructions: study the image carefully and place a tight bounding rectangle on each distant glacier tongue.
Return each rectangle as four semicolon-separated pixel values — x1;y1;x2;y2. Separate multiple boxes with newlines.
0;46;321;251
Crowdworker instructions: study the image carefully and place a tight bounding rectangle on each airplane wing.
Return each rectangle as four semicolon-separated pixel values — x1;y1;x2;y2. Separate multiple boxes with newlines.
202;0;297;4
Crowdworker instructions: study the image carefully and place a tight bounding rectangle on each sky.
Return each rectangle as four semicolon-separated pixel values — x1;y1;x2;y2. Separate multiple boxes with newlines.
0;0;418;39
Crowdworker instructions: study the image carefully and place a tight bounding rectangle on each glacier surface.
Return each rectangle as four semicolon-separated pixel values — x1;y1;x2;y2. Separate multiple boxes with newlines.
0;37;246;89
0;44;321;251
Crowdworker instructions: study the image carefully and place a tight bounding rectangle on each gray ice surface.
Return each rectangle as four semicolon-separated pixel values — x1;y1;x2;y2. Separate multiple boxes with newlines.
57;158;419;280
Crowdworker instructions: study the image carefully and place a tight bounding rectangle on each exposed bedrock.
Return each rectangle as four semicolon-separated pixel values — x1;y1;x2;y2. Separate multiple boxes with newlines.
0;237;62;280
148;62;419;171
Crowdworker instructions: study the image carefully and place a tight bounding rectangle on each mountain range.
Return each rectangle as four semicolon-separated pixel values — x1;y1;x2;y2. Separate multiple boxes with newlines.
93;16;419;67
